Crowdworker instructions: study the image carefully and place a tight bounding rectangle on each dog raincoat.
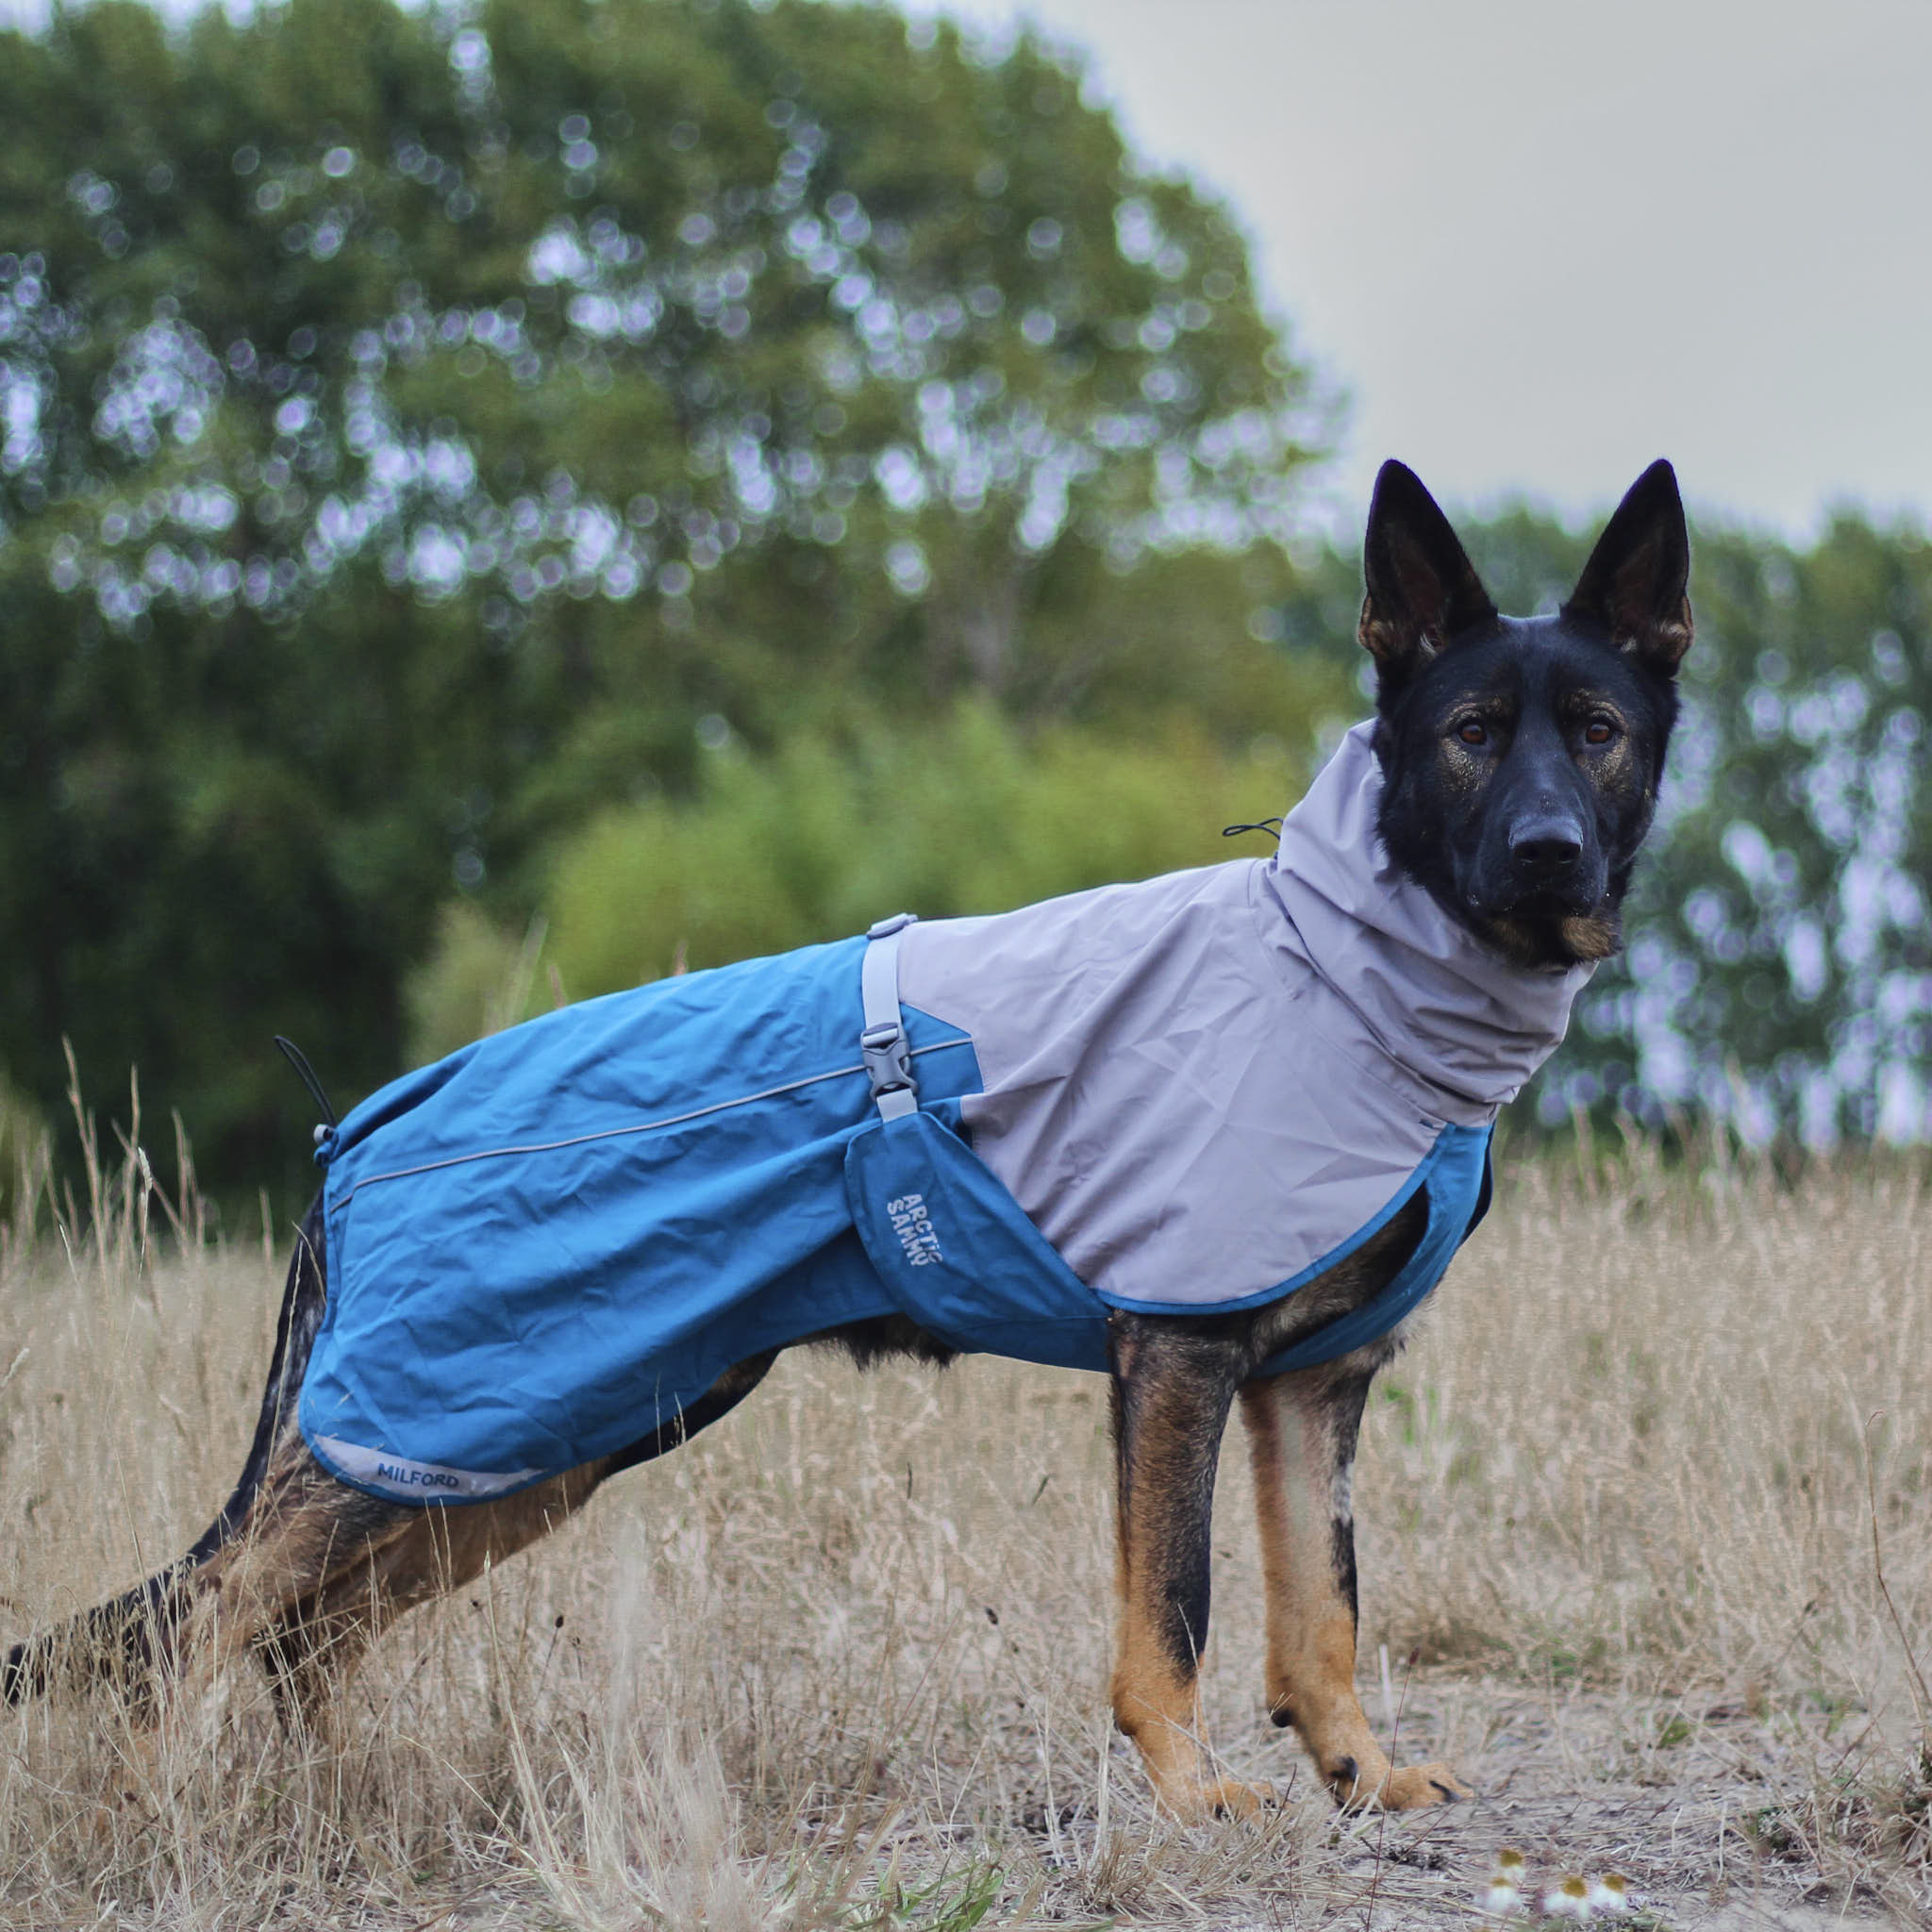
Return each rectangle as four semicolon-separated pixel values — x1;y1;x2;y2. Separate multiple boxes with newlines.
300;724;1591;1504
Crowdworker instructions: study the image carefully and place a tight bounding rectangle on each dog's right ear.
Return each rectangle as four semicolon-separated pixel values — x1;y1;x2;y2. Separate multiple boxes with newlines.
1358;460;1496;682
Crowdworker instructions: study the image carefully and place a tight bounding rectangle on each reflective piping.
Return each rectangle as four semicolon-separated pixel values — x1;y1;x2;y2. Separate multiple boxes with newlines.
333;1034;970;1204
309;1432;544;1502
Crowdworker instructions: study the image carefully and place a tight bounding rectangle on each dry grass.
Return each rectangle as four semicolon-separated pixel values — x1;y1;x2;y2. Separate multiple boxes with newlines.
2;1112;1930;1928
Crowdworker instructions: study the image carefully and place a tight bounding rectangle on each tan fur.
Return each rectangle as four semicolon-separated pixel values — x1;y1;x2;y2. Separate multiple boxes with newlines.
1101;1197;1465;1820
254;1464;611;1724
1108;1604;1249;1815
1241;1374;1468;1809
159;1417;623;1718
1245;1202;1420;1361
1558;911;1621;961
182;1460;411;1686
38;1210;1471;1823
1357;595;1441;669
1108;1341;1253;1817
1476;907;1621;968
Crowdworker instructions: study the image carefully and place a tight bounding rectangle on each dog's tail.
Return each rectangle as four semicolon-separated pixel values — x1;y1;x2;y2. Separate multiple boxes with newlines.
2;1195;329;1705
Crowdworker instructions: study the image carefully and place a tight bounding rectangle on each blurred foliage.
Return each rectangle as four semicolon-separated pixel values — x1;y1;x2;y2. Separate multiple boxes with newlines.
405;700;1318;1062
0;0;1335;1203
1574;516;1932;1147
0;1071;51;1230
6;0;1930;1203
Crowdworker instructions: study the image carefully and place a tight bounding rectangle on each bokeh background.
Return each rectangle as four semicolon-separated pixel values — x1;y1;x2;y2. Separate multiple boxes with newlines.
3;0;1930;1215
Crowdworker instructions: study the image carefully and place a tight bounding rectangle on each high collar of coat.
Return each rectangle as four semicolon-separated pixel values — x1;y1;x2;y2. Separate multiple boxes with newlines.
1260;722;1593;1113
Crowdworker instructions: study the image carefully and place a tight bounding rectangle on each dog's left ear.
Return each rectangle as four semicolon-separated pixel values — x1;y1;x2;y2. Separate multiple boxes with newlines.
1358;459;1497;681
1563;459;1692;675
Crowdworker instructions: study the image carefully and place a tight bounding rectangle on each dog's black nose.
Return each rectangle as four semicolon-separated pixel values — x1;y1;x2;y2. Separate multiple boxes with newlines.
1508;816;1583;875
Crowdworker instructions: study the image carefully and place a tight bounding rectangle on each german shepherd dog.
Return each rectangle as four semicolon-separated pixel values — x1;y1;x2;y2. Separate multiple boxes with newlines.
6;459;1690;1821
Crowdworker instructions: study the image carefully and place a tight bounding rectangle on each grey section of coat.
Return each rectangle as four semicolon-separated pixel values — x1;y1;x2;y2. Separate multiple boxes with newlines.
898;722;1591;1310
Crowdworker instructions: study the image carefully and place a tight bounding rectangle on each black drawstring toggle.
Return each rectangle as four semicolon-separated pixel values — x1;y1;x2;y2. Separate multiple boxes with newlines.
274;1035;340;1156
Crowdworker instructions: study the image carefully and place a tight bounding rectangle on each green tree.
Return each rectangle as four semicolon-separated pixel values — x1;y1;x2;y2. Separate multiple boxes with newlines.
405;700;1326;1061
0;0;1334;1199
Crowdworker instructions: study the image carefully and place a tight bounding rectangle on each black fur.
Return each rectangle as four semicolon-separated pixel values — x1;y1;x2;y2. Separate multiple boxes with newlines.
1364;458;1687;968
1108;1324;1246;1669
1324;1370;1375;1627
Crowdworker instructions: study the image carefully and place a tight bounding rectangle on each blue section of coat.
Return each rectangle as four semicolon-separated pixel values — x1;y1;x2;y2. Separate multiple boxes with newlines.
847;1110;1111;1370
1253;1121;1490;1373
852;1105;1491;1378
301;936;1493;1506
302;936;984;1501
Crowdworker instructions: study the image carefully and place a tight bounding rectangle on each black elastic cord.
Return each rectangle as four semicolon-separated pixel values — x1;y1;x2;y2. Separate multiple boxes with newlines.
273;1035;339;1128
1222;817;1283;842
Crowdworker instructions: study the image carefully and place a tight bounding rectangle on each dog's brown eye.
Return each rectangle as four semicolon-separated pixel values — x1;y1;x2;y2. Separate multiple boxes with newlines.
1583;717;1616;746
1456;721;1488;747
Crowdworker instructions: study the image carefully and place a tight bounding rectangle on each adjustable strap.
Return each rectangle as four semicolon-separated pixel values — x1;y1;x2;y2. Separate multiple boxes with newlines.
860;912;919;1122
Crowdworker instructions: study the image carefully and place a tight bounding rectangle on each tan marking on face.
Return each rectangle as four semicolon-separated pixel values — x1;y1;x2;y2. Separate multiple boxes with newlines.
1432;692;1515;798
1474;913;1543;967
1359;599;1441;667
1558;689;1629;727
1559;691;1639;783
1559;911;1622;960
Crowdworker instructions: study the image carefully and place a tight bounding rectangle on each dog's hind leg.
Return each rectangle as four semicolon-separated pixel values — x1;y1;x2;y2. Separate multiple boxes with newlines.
1240;1361;1470;1810
174;1442;418;1693
255;1350;782;1724
3;1199;344;1710
1107;1318;1263;1821
255;1465;610;1727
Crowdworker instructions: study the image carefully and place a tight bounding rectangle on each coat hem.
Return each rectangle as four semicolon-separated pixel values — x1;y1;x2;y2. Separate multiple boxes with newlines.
1089;1120;1458;1318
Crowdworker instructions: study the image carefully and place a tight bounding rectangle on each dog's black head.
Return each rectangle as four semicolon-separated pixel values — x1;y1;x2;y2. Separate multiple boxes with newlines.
1358;459;1690;969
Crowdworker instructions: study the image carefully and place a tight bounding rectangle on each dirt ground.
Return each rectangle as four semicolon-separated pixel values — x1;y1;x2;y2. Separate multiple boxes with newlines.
1267;1686;1915;1929
234;1678;1913;1931
4;1141;1930;1927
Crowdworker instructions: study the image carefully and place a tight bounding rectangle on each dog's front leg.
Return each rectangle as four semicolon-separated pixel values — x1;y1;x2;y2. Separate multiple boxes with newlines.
1108;1319;1265;1820
1240;1364;1469;1809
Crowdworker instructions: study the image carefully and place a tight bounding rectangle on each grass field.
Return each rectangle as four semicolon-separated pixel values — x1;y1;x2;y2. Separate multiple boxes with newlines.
2;1113;1929;1929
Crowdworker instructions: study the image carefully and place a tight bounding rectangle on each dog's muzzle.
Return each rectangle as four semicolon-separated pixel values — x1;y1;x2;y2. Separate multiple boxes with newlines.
1472;812;1607;918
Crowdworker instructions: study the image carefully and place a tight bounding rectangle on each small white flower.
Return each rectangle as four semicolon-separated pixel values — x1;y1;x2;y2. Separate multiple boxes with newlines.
1541;1874;1592;1919
1587;1873;1633;1916
1477;1876;1524;1916
1477;1848;1528;1917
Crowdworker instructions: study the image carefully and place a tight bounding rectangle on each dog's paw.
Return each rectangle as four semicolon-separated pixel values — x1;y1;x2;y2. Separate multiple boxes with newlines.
1333;1758;1471;1810
1207;1775;1280;1822
1381;1760;1471;1807
1156;1775;1280;1824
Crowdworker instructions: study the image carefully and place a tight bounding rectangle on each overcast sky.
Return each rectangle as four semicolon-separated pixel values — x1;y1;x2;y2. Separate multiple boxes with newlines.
925;0;1932;540
10;0;1926;538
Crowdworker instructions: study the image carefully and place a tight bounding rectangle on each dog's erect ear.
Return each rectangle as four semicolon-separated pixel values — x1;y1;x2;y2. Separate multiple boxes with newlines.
1563;459;1692;674
1358;460;1497;677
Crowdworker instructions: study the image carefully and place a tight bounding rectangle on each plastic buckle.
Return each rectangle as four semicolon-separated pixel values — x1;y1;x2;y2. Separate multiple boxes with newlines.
860;1018;915;1105
867;911;917;939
